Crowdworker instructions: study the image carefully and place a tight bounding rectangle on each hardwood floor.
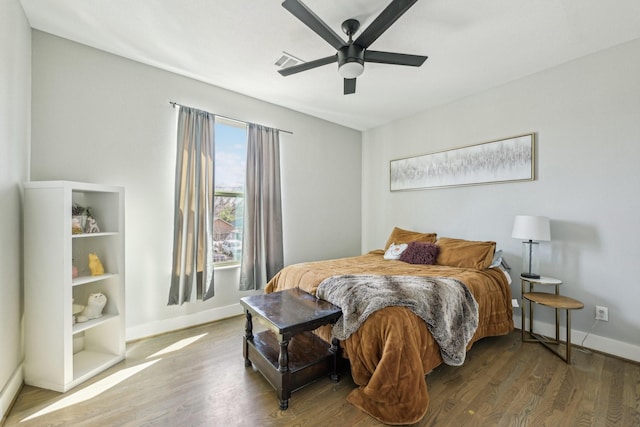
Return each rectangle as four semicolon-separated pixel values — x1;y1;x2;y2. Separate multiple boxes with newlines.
4;315;639;426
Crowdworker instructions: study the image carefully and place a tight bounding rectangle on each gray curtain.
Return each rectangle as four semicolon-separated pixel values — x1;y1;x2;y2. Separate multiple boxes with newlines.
168;106;216;304
239;124;284;290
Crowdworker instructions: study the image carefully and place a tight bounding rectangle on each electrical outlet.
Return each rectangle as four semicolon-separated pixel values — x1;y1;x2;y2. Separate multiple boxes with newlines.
595;305;609;322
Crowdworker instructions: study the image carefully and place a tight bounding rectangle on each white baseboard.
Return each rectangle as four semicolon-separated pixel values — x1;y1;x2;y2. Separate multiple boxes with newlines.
512;314;640;363
124;307;639;361
1;364;23;422
126;303;244;342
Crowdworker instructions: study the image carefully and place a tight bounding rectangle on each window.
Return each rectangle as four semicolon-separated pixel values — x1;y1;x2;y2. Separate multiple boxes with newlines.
213;118;247;265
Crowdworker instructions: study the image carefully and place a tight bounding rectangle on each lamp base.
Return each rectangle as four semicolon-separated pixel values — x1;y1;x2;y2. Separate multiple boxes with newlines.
521;240;541;280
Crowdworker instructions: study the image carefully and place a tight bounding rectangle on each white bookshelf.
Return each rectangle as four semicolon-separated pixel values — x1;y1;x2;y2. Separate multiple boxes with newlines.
23;181;125;392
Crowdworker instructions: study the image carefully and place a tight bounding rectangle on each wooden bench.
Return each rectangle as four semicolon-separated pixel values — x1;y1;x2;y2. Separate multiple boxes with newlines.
240;288;342;410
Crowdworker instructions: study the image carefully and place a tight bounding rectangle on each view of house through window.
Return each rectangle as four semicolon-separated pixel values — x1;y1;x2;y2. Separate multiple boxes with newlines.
214;118;247;265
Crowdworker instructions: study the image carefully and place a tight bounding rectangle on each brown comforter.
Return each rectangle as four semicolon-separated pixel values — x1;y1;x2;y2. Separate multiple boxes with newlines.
264;250;514;425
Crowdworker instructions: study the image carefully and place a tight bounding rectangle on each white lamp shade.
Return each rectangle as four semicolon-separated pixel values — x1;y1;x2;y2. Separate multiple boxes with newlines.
512;215;551;241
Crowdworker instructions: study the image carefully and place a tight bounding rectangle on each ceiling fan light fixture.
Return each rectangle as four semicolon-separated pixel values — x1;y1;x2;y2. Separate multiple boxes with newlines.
337;44;365;78
339;61;364;78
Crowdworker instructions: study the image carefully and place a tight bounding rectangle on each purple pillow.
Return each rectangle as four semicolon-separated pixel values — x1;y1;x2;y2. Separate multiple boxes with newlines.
399;242;440;265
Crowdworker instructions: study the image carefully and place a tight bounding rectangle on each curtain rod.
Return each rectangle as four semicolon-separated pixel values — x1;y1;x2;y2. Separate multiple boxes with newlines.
169;101;293;135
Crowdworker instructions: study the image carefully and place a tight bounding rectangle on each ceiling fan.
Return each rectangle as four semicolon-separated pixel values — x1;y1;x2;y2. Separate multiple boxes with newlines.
278;0;428;95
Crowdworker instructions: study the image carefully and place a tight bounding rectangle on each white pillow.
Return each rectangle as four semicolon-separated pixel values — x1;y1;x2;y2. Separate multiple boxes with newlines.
489;249;503;268
384;243;408;260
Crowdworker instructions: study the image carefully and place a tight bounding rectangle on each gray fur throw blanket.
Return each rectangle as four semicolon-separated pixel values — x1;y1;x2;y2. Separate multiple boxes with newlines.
316;274;479;366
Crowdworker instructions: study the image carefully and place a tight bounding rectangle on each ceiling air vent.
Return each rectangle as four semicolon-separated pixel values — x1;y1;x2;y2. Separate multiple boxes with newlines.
275;51;304;69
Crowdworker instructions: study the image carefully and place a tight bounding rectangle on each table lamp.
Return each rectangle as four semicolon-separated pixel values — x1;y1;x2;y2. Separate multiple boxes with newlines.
512;215;550;279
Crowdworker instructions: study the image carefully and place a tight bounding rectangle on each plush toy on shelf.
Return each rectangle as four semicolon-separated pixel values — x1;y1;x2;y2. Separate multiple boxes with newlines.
88;253;105;276
72;298;84;325
76;292;107;323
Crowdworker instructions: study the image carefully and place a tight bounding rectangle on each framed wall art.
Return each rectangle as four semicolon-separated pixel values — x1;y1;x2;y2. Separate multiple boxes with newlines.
390;133;535;191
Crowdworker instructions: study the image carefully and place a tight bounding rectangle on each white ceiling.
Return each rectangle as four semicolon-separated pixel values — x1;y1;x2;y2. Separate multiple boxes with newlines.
19;0;640;131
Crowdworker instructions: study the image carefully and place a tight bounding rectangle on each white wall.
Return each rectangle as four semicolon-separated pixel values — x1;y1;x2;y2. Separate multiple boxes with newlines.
0;0;31;418
362;38;640;360
30;31;362;340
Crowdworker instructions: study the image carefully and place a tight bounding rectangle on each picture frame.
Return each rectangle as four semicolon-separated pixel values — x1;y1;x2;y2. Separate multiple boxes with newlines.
390;133;535;191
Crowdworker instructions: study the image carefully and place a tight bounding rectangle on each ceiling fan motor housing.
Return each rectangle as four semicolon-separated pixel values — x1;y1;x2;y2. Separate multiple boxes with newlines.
338;44;365;67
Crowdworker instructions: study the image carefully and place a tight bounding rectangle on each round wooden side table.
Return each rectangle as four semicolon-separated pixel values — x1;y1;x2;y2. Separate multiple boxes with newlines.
522;291;584;364
520;275;562;343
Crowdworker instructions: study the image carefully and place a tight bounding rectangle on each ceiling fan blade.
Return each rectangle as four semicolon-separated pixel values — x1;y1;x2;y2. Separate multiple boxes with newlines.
365;50;427;66
278;55;337;76
354;0;418;48
344;78;356;95
282;0;346;50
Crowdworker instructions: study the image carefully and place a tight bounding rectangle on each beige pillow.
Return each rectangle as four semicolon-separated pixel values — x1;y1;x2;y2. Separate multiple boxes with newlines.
384;227;437;250
436;237;496;270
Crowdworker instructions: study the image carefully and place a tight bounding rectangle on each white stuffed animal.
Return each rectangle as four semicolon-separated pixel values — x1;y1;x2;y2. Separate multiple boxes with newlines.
76;292;107;323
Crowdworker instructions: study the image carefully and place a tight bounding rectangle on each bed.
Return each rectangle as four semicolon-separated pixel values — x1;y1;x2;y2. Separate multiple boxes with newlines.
264;228;514;425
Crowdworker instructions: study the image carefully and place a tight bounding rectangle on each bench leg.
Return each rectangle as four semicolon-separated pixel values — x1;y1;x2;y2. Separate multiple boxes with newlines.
279;398;289;411
278;339;290;410
330;338;340;383
243;311;253;367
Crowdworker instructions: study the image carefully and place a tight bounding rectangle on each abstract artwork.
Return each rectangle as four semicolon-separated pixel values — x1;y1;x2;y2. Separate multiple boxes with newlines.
390;133;535;191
